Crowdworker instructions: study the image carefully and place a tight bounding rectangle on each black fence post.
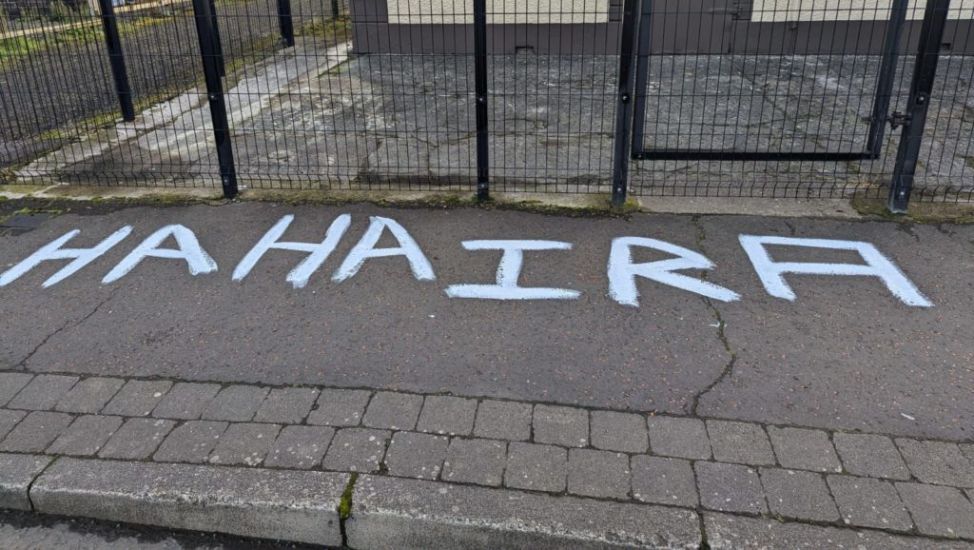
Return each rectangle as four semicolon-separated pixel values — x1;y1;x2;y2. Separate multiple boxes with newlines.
96;0;135;122
611;0;641;208
208;0;226;76
866;0;908;157
278;0;295;47
192;0;238;199
888;0;951;213
473;0;489;201
331;0;340;19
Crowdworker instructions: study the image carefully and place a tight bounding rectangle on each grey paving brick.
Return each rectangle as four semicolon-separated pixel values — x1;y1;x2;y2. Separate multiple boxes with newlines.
264;426;335;470
896;482;974;539
54;377;124;414
153;421;227;463
473;400;531;441
590;411;648;453
152;382;221;420
0;373;32;407
362;392;423;430
0;411;73;452
896;439;974;488
209;423;281;466
307;389;371;427
416;396;477;436
760;468;838;522
254;387;318;424
102;380;173;417
0;453;52;510
962;444;974;463
201;385;269;422
385;432;449;480
568;449;630;499
7;375;78;411
0;409;25;441
631;455;699;507
504;442;567;493
704;513;964;550
696;461;767;514
322;428;390;473
442;438;506;486
833;433;910;480
47;415;122;456
767;427;842;473
533;405;588;448
827;475;913;531
707;420;775;466
98;418;175;460
647;416;711;460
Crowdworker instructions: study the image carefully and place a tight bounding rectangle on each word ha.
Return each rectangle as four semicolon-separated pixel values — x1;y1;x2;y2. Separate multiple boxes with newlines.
0;214;932;308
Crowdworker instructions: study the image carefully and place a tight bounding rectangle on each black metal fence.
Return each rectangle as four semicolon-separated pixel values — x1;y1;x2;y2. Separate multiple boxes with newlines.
1;0;972;211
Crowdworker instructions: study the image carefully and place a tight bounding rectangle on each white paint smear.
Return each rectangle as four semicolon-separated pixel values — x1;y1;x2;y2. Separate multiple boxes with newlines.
445;240;581;300
332;216;435;282
0;226;132;288
608;237;741;306
738;235;933;307
102;225;217;284
232;214;351;288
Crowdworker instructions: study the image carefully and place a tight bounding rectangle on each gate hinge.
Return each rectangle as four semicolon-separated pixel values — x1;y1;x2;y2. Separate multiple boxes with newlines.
888;111;911;130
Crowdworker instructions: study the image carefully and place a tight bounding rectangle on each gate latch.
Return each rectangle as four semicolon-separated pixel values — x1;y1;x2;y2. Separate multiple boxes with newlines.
888;111;911;130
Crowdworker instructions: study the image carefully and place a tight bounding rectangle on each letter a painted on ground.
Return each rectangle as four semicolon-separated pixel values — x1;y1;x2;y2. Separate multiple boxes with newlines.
102;225;217;284
738;235;933;308
333;216;435;282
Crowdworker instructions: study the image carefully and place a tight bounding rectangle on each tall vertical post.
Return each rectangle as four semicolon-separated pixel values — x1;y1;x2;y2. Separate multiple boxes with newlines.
208;0;226;76
473;0;489;201
611;0;641;208
888;0;951;213
97;0;135;122
331;0;340;19
192;0;238;199
866;0;908;157
278;0;295;47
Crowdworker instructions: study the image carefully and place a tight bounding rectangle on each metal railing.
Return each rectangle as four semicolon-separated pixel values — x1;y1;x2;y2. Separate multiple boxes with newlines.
1;0;972;211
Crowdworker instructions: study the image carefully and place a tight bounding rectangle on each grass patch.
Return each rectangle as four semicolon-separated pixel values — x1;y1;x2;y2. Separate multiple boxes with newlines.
851;195;974;224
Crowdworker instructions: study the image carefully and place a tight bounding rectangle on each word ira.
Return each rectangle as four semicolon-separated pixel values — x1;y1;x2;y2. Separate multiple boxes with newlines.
0;214;932;308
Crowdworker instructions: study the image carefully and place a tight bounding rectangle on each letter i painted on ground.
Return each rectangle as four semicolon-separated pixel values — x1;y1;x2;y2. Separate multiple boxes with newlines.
445;240;581;300
738;235;933;307
102;225;217;284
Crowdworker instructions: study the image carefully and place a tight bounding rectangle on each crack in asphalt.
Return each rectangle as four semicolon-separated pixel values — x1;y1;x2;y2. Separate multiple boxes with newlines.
17;289;119;370
687;216;739;417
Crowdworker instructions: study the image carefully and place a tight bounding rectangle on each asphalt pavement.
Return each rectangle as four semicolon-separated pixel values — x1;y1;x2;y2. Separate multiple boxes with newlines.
1;201;972;442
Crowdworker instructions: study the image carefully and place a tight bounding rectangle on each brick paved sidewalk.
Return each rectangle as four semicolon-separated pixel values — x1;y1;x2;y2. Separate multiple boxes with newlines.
1;370;973;548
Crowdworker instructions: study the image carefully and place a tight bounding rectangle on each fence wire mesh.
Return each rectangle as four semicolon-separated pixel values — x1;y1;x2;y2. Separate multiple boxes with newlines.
0;0;972;203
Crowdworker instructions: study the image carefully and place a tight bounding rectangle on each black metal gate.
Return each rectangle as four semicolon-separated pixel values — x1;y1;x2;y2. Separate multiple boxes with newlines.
613;0;959;211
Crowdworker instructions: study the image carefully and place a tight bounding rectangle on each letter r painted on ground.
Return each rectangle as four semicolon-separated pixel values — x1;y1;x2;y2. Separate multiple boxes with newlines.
0;227;132;288
608;237;741;306
738;235;933;308
232;214;351;288
445;240;581;300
